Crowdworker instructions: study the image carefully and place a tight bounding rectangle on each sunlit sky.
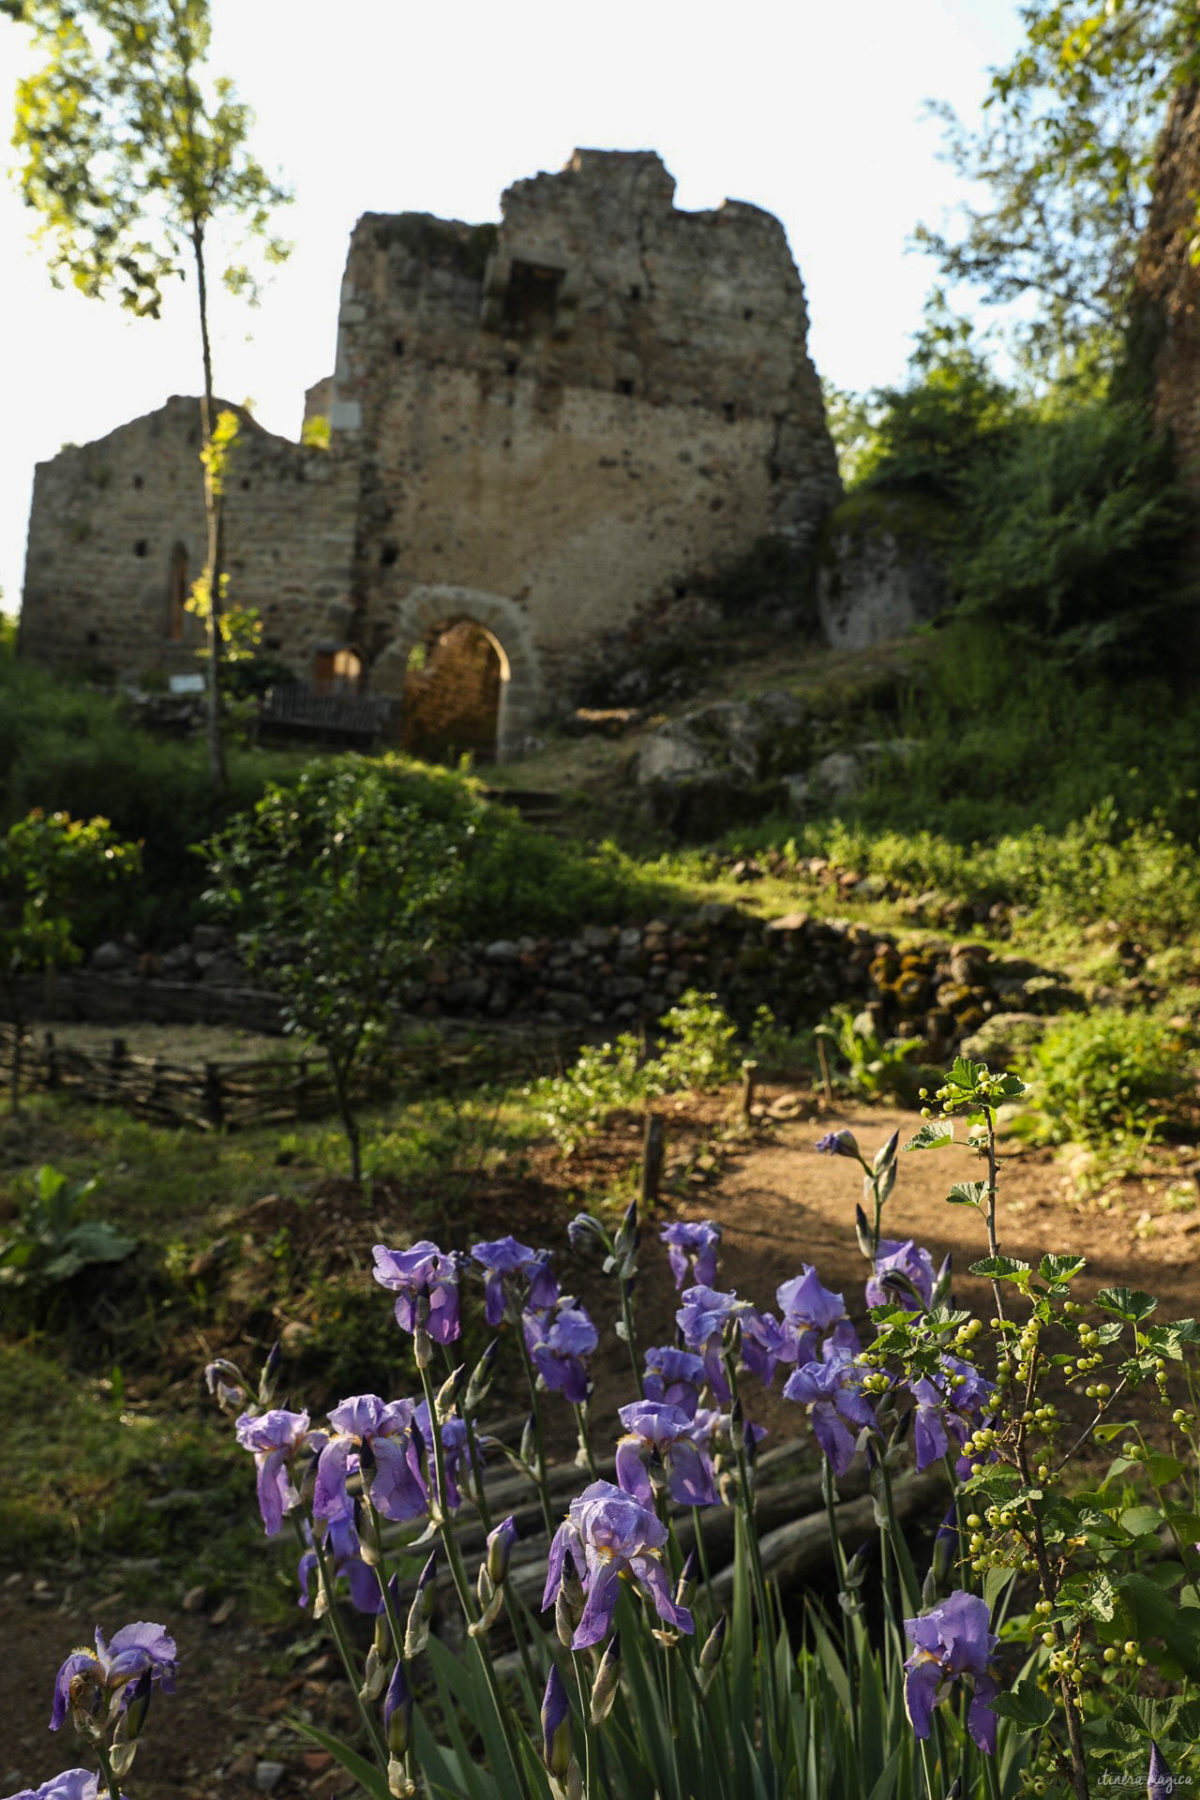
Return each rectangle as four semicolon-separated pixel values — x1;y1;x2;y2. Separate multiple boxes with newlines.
0;0;1026;616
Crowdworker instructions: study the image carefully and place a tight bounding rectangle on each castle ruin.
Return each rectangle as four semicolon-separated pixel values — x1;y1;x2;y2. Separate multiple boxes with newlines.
18;149;841;758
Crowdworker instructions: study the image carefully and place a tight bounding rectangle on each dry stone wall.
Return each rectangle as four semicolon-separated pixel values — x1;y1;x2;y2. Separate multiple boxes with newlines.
32;908;1077;1061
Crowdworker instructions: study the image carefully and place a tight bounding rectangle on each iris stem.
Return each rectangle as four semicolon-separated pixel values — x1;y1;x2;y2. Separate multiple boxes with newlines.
416;1358;534;1800
93;1741;122;1800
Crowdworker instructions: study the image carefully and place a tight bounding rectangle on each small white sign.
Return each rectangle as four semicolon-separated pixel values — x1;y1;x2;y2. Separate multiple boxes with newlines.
169;673;206;695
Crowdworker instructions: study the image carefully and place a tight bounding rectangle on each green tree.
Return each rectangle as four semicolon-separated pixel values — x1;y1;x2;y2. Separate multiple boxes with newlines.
0;810;139;1110
916;1;1200;371
204;763;469;1182
5;0;290;794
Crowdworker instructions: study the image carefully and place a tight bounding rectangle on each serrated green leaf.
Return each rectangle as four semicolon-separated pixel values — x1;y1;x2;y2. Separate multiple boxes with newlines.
947;1181;987;1207
970;1255;1031;1283
904;1121;954;1151
1039;1253;1086;1283
1095;1287;1158;1323
991;1678;1054;1730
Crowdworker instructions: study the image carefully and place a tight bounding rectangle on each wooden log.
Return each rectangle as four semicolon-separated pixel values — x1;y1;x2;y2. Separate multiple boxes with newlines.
709;1465;947;1605
641;1111;665;1206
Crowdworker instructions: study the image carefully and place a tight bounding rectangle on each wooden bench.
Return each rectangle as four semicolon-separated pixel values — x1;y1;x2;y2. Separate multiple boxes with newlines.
257;681;397;749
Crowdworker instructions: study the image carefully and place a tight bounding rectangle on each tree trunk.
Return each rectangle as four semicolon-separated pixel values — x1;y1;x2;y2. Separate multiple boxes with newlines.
192;224;227;798
331;1060;362;1183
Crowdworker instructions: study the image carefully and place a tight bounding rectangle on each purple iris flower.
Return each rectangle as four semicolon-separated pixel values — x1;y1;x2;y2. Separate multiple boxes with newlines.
4;1776;125;1800
815;1129;860;1158
234;1408;313;1537
865;1239;945;1312
910;1356;997;1472
783;1342;875;1477
470;1236;559;1326
660;1220;722;1291
50;1623;177;1732
542;1480;694;1649
413;1399;469;1511
738;1309;788;1387
643;1345;706;1415
615;1401;718;1508
297;1514;382;1615
313;1394;429;1525
523;1300;598;1404
372;1241;461;1343
777;1267;856;1366
676;1285;749;1401
903;1591;1000;1753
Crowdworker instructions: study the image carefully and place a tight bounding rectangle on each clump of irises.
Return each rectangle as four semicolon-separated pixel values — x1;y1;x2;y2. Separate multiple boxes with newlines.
14;1056;1193;1799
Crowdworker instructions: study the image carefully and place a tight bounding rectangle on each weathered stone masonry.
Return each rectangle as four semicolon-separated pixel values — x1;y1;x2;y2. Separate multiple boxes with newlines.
19;149;841;754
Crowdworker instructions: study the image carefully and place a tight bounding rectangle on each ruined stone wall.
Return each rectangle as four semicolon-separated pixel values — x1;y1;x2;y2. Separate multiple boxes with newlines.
330;149;840;721
19;151;840;719
1134;82;1200;491
19;396;357;679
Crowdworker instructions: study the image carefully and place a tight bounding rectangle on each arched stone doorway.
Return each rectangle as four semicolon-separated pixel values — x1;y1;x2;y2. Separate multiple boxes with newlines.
370;584;543;763
402;619;505;762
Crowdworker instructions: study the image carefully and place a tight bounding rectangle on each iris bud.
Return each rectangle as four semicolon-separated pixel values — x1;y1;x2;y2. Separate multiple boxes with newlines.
589;1633;621;1724
404;1552;438;1658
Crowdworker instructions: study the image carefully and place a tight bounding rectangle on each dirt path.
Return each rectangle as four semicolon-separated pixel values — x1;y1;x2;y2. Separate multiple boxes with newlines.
4;1102;1196;1797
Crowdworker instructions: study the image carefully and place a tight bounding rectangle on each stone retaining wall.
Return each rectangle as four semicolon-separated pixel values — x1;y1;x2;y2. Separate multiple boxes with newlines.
15;909;1078;1055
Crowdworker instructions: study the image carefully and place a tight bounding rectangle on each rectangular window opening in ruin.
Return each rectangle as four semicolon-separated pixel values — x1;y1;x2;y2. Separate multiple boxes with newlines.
167;543;189;641
503;260;563;333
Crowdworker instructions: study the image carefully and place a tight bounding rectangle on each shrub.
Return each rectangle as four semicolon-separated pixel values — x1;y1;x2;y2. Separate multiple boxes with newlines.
1026;1008;1191;1147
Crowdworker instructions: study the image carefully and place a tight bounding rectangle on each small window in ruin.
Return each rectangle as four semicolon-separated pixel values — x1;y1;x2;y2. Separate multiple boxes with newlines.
504;356;520;377
743;308;755;321
503;260;563;333
240;478;251;491
629;284;642;301
133;474;144;490
380;542;399;568
166;542;189;640
134;539;148;558
394;337;406;357
85;630;99;647
723;402;737;422
615;378;635;397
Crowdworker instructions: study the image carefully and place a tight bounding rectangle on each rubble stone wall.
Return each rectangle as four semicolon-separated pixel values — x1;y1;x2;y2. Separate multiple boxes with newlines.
19;151;841;730
19;397;358;679
327;149;841;720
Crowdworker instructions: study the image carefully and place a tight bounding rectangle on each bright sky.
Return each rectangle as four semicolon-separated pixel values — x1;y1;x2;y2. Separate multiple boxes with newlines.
0;0;1026;617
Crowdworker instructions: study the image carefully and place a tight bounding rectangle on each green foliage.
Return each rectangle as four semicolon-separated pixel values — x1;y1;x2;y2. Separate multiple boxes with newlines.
816;1003;923;1101
1026;1007;1191;1146
205;761;471;1178
652;989;741;1092
848;298;1017;503
9;0;290;318
300;413;331;449
529;989;741;1152
795;794;1200;950
0;1164;137;1323
956;398;1190;647
914;0;1197;368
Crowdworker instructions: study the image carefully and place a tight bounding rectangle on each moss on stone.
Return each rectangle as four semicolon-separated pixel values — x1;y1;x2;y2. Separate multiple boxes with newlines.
819;490;957;561
374;213;499;281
